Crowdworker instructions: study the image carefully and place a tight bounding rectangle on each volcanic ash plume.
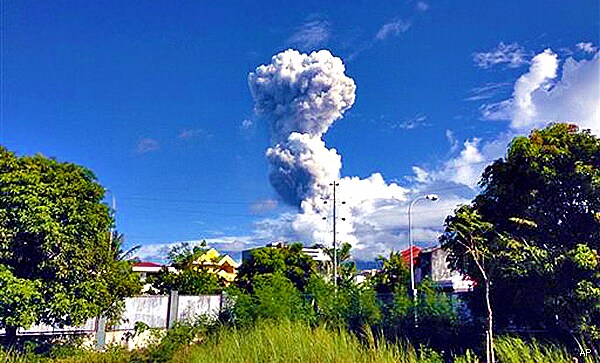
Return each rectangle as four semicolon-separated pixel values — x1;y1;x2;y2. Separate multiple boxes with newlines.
249;49;410;254
249;49;355;206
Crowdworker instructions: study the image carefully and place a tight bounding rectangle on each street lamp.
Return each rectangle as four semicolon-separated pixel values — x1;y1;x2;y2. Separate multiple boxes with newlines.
408;193;438;327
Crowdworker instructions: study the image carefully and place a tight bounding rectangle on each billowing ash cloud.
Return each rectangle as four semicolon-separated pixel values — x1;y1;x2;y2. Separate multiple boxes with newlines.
249;49;425;257
249;49;355;205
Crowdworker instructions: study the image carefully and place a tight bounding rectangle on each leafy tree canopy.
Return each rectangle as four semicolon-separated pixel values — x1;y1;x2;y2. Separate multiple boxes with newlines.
236;242;317;293
0;146;140;339
440;124;600;345
371;250;410;295
147;241;225;295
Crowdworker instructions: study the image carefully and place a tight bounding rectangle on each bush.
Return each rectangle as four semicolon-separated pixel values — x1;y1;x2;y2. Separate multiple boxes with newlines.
220;273;314;327
377;279;475;354
306;275;381;334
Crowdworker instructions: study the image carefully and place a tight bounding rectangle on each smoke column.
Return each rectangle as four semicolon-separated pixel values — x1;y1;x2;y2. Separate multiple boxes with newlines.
249;49;409;253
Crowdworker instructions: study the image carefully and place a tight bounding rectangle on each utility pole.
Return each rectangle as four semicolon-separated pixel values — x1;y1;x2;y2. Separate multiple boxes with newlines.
106;190;116;247
332;181;338;288
323;181;345;288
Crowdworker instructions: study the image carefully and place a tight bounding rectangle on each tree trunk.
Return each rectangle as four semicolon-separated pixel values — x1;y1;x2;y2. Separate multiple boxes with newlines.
5;325;18;347
484;277;495;363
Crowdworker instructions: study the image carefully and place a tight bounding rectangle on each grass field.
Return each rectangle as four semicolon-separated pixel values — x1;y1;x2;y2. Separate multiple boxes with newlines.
1;320;588;362
175;320;580;363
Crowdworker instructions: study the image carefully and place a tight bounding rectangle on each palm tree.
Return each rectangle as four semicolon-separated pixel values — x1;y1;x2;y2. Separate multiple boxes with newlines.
109;230;141;262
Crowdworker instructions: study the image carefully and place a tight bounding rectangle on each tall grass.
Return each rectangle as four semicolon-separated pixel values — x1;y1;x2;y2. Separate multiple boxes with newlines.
0;345;132;363
494;336;592;363
177;319;447;363
2;324;588;362
177;320;587;363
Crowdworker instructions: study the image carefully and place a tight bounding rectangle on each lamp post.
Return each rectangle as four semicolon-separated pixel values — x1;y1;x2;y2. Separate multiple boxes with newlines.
408;193;438;327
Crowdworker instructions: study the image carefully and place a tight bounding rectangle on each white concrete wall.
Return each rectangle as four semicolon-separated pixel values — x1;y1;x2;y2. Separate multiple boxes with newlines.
113;295;170;330
7;294;222;345
177;295;221;322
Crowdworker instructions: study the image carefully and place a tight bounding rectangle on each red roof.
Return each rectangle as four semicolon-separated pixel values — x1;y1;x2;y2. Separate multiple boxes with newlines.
132;261;163;268
401;246;422;266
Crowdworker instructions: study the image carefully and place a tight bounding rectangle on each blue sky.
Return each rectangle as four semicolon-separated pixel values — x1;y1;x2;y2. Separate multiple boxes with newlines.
2;0;598;261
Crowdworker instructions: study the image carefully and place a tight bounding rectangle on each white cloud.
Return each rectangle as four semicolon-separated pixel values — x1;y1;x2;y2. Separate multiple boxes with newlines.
387;114;428;130
473;42;529;69
240;119;253;130
445;129;460;153
420;138;486;189
376;19;411;40
135;236;257;262
464;82;511;101
416;1;430;12
287;19;330;51
481;49;600;135
177;128;211;140
250;198;278;214
232;46;599;261
135;138;159;154
576;42;597;53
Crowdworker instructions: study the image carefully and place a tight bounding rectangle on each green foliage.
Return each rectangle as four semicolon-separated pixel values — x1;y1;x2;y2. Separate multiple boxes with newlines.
322;242;357;286
306;275;381;334
306;275;346;326
109;231;140;262
167;240;209;269
252;273;313;322
0;323;585;363
0;265;42;330
236;242;317;293
223;273;313;326
378;280;468;351
147;267;224;295
172;320;581;363
371;250;410;294
147;241;226;295
441;124;600;346
175;319;426;363
0;146;140;339
134;320;208;363
494;336;589;363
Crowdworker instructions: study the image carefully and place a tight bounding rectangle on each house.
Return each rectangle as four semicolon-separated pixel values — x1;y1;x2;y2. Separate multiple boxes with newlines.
301;247;332;263
131;261;167;282
191;248;240;285
417;246;474;293
354;269;378;285
131;261;176;294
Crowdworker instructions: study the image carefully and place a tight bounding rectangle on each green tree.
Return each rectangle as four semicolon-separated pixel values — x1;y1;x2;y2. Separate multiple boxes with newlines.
167;240;209;269
0;265;42;334
236;243;316;293
323;242;357;286
149;268;224;295
441;124;600;351
0;147;140;343
110;231;141;262
371;250;410;295
306;274;380;334
440;205;498;363
147;241;225;295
